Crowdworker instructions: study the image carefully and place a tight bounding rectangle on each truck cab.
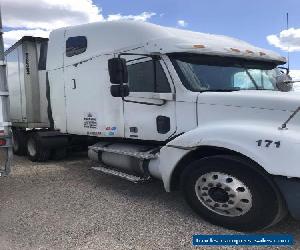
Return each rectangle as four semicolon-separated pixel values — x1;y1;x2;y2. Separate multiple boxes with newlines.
47;21;289;142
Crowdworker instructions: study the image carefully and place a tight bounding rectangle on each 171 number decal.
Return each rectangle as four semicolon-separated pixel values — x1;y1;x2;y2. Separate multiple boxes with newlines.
256;140;281;148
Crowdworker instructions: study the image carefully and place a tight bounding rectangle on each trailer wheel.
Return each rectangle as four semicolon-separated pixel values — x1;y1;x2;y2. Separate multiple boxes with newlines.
26;133;50;162
181;155;286;232
12;129;27;155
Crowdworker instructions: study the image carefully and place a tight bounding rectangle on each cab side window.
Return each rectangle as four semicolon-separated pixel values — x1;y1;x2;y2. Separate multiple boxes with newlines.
66;36;87;57
127;60;171;93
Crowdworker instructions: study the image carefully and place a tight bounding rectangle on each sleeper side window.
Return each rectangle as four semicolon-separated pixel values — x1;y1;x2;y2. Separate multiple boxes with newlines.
127;60;171;93
66;36;87;57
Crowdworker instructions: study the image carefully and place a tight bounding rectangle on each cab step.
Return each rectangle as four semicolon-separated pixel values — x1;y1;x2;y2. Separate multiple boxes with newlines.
89;143;159;160
91;165;151;183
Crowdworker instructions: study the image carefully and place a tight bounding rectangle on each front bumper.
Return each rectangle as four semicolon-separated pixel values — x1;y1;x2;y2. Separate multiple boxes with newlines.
274;176;300;220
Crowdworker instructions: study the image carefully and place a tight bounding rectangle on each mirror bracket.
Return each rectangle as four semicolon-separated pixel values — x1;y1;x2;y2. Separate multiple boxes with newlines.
278;66;290;75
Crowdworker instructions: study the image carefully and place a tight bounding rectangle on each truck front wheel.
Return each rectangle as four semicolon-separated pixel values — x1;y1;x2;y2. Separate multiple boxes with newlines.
26;133;50;162
181;155;286;231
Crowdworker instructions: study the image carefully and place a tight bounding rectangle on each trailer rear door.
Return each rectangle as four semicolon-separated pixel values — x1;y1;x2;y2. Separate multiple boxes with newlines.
5;46;25;122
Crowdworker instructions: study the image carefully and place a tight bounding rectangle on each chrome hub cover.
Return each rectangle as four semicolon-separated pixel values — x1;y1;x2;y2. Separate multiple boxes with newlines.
195;171;253;217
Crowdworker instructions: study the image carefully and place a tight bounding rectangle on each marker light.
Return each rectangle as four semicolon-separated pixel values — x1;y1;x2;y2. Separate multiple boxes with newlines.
193;45;205;48
259;52;266;56
245;50;254;54
230;48;240;52
280;56;287;61
0;139;6;146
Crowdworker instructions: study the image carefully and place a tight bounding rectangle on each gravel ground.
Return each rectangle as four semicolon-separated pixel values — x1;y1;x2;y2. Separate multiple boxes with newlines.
0;153;299;250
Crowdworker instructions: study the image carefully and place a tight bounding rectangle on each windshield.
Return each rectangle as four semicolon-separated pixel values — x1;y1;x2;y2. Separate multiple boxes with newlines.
169;53;280;92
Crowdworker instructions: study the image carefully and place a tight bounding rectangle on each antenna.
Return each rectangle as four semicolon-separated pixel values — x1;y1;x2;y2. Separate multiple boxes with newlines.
286;12;290;71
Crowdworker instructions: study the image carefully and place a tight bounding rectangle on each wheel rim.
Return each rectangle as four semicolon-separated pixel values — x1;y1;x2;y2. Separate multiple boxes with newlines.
195;171;253;217
27;138;37;156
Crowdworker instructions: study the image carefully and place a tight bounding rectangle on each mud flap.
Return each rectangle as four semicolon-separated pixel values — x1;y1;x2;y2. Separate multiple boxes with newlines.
273;176;300;220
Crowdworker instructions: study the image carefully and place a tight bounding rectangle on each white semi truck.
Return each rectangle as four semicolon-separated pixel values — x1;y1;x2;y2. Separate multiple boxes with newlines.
5;21;300;231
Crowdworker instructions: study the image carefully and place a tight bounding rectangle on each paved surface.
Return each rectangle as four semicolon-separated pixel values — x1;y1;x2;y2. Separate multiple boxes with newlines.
0;153;299;250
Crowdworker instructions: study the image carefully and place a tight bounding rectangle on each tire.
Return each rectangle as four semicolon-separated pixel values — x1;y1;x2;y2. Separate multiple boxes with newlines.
12;129;27;155
26;133;50;162
51;147;67;160
180;155;286;232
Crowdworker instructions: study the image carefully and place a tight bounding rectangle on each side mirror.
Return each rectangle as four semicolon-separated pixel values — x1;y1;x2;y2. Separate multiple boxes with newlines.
108;58;128;84
110;85;129;97
276;73;293;92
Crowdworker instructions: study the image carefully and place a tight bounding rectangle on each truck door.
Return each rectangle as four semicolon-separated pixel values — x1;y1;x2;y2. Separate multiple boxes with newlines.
63;35;125;137
123;56;176;141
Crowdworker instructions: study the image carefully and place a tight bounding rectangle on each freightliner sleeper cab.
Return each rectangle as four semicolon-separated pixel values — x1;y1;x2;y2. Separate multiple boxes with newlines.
6;21;300;231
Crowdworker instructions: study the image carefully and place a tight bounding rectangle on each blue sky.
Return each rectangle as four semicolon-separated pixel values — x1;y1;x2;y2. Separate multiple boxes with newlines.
96;0;300;70
3;0;300;73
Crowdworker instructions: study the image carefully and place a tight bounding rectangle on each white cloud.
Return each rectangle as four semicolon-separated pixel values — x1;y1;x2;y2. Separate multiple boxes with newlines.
290;70;300;91
177;20;188;28
267;28;300;52
1;0;156;49
3;29;51;48
107;12;156;22
290;70;300;80
2;0;103;30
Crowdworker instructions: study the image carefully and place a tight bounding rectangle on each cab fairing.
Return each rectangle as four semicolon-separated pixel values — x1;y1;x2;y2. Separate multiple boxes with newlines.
47;21;285;71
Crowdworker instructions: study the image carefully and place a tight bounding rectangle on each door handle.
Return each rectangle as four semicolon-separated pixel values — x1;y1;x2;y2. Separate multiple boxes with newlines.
72;79;76;89
156;116;170;134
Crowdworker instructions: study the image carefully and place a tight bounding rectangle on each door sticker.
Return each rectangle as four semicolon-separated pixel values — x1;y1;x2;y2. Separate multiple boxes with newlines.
104;126;117;136
84;112;117;136
83;112;97;129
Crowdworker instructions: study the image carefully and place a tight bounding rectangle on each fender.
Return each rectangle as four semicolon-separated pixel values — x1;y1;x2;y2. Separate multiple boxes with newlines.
159;122;300;191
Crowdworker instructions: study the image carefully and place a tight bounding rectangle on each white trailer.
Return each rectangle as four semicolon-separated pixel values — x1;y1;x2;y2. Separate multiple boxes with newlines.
5;37;49;129
5;37;92;160
6;21;300;231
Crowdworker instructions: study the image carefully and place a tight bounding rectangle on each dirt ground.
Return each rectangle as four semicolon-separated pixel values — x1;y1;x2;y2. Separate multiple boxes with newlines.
0;152;299;249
